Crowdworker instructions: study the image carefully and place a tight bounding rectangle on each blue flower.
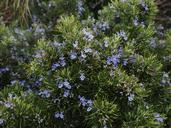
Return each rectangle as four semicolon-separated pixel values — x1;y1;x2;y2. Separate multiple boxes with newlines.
133;17;139;26
4;102;14;109
52;56;67;70
117;30;128;41
128;94;135;102
34;27;45;36
160;72;170;86
84;48;92;53
59;57;66;67
0;119;5;125
57;81;64;88
118;46;123;56
103;125;108;128
109;70;114;76
38;89;51;98
87;107;92;112
52;41;62;47
70;52;77;60
107;55;120;68
123;59;128;66
96;21;109;31
19;80;26;86
133;20;138;26
77;0;85;16
34;50;45;58
141;1;149;11
81;51;87;59
52;63;60;70
63;79;71;89
82;28;94;41
34;77;43;87
78;95;87;106
156;117;164;123
153;113;164;123
55;112;64;119
63;90;70;97
80;73;85;81
150;38;157;48
93;24;98;34
87;100;93;106
10;80;18;86
73;41;78;48
0;67;9;73
35;80;41;86
78;95;93;111
57;79;72;89
8;93;17;99
104;40;109;48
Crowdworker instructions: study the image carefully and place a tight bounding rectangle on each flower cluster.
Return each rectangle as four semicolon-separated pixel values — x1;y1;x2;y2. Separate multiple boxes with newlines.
117;30;128;41
57;79;72;90
0;119;5;125
153;113;164;123
133;16;139;26
77;0;85;17
80;72;86;81
107;55;120;68
63;90;70;97
150;37;157;48
51;56;66;70
70;52;78;60
34;50;46;59
0;101;14;109
34;77;44;87
54;112;64;119
160;72;170;86
128;93;135;102
0;67;9;74
78;95;93;112
8;92;17;99
82;28;94;41
0;0;170;127
140;1;149;12
38;89;51;98
93;21;110;33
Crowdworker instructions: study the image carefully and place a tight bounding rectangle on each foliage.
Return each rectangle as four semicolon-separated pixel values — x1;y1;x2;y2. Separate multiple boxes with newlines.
0;0;170;128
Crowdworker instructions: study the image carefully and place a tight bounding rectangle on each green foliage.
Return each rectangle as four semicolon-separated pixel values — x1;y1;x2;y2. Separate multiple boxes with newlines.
87;99;119;127
0;0;31;25
0;0;170;128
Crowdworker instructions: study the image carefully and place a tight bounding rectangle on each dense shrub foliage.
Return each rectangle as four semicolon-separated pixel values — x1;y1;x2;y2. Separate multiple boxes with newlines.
0;0;171;128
